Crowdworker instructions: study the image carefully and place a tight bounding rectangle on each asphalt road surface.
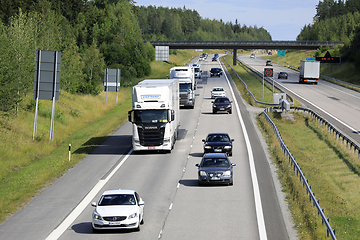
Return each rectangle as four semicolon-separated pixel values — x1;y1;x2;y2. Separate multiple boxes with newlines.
0;55;296;240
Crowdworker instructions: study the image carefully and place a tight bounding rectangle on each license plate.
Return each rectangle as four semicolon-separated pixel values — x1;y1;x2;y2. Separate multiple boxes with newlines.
214;149;222;152
148;146;156;150
211;177;220;180
220;108;225;110
109;222;121;225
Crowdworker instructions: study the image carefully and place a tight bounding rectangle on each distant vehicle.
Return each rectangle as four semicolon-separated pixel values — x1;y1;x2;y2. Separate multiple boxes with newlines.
91;189;145;232
202;132;234;156
189;63;202;79
170;66;196;108
268;52;272;55
199;56;205;61
212;56;218;61
212;96;232;114
214;53;219;58
211;87;226;99
210;68;223;77
299;60;320;84
250;53;255;58
278;71;288;79
195;153;236;185
266;60;272;66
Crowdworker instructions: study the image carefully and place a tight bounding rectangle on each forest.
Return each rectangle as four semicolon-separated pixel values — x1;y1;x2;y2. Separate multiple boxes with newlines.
297;0;360;64
0;0;271;114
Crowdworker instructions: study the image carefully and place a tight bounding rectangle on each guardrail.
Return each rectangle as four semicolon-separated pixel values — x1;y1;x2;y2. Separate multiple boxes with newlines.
223;57;294;106
263;107;337;240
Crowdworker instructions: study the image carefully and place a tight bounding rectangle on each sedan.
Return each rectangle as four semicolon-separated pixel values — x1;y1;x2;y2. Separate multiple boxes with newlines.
212;56;218;61
91;189;145;232
210;68;223;77
195;153;236;185
202;132;234;156
211;87;226;99
266;60;272;66
278;71;288;79
212;96;232;114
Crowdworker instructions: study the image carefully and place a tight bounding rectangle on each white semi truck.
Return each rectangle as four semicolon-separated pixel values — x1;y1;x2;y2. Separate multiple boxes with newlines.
128;79;180;153
299;60;320;84
169;66;196;109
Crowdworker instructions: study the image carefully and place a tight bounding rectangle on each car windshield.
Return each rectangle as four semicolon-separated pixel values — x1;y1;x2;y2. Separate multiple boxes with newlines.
212;88;224;92
201;158;230;167
206;134;230;142
211;68;221;72
133;109;168;123
179;83;192;92
98;194;136;206
214;98;229;103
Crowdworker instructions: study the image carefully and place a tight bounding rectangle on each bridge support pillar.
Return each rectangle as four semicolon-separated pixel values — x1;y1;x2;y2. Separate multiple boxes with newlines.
233;49;237;65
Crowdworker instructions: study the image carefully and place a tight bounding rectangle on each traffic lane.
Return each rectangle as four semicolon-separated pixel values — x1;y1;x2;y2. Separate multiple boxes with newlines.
240;55;360;142
160;68;260;239
0;122;134;240
59;71;207;239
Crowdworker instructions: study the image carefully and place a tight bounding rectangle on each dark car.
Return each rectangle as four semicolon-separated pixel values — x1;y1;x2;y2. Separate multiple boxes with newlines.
195;153;236;185
210;68;223;77
212;56;218;61
266;60;272;66
212;96;232;114
202;132;234;156
278;71;288;79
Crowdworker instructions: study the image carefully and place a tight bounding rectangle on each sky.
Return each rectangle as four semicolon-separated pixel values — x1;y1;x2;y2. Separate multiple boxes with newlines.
134;0;319;40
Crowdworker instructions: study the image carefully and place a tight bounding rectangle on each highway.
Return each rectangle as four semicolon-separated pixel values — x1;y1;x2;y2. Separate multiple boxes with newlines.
239;54;360;145
0;55;296;240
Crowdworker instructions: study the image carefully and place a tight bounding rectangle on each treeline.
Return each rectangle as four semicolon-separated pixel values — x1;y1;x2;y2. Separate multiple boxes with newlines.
297;0;360;64
137;6;272;41
0;0;271;113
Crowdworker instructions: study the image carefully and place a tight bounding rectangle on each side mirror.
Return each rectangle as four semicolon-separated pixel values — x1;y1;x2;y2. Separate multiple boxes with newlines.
231;163;236;166
231;139;234;142
211;101;214;103
195;164;200;167
139;199;145;206
128;111;133;122
202;139;205;142
171;110;175;122
91;202;97;207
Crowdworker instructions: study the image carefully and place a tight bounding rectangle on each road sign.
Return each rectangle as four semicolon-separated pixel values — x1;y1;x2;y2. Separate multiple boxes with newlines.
278;50;285;57
155;46;169;61
306;57;315;61
264;68;273;77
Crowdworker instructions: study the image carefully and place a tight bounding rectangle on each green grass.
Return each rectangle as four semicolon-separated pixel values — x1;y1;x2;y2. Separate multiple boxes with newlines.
0;49;197;223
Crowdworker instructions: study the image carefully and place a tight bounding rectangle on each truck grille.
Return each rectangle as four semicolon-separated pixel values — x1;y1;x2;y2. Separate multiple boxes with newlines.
138;127;165;146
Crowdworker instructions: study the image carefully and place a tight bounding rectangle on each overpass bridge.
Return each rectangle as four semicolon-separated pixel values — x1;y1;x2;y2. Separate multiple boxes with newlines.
150;40;343;65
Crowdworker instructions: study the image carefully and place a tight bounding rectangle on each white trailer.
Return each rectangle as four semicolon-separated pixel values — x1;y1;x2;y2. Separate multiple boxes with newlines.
170;66;196;108
128;79;180;153
299;60;320;84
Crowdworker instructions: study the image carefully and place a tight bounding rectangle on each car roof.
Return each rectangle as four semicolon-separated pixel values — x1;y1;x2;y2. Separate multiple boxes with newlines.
203;153;228;158
214;96;229;100
212;87;224;89
206;132;230;136
102;189;135;195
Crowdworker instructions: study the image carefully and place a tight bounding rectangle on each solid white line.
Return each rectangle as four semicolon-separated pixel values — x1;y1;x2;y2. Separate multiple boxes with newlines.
45;149;133;240
221;63;268;239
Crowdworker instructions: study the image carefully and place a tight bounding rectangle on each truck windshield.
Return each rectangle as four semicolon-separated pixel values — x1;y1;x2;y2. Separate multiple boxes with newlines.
133;110;168;123
194;68;200;73
179;83;192;92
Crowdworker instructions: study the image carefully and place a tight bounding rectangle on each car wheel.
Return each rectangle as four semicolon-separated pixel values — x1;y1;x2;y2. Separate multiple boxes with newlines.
229;110;232;114
198;180;203;186
140;217;144;225
229;180;233;186
286;77;288;79
135;218;141;231
92;226;99;233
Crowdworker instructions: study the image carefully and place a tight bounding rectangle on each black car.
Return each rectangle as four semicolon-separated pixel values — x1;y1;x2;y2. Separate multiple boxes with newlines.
278;71;288;79
212;56;218;61
266;60;272;66
195;153;236;185
212;96;232;114
210;68;223;77
202;132;234;156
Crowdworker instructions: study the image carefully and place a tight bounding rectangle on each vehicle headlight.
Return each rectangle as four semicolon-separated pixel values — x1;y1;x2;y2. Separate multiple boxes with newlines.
93;210;102;220
223;170;231;176
204;146;212;149
224;146;232;149
133;139;140;144
163;138;170;143
128;212;138;219
199;171;207;176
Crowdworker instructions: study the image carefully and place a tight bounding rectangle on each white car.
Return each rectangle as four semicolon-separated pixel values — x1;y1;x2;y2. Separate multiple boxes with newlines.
211;87;226;99
91;189;145;232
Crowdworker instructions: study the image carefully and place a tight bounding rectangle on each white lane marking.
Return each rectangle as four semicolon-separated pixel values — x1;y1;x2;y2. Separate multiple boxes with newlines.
275;80;358;133
45;149;133;240
221;63;268;240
